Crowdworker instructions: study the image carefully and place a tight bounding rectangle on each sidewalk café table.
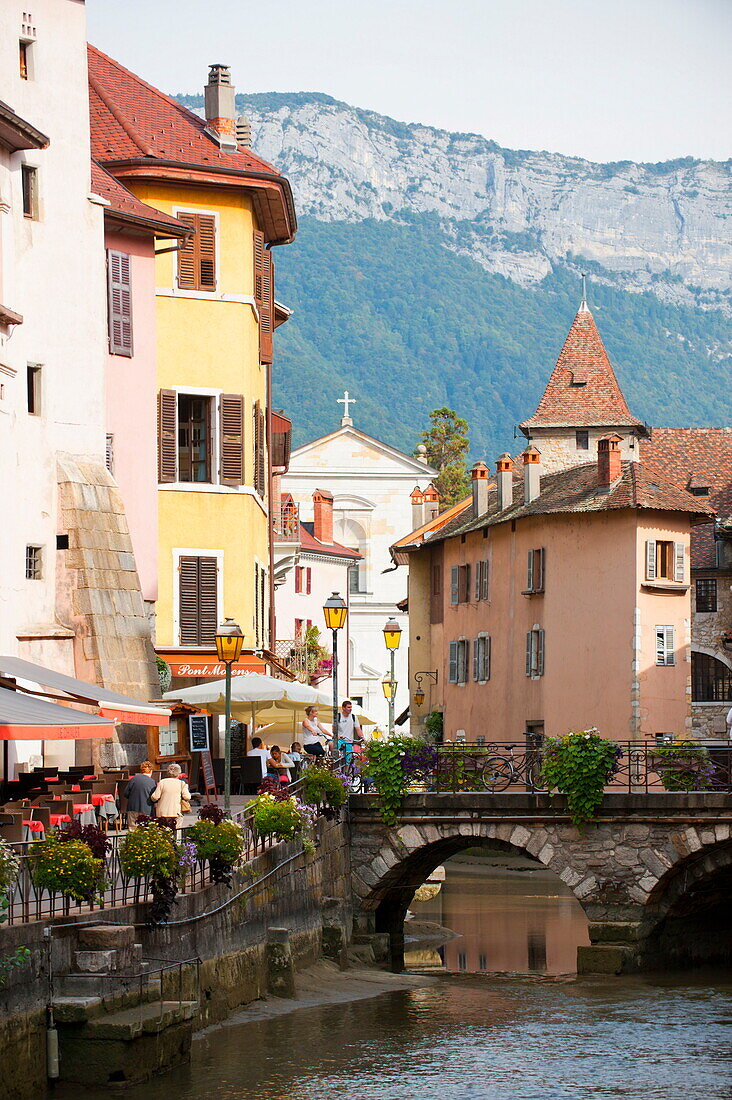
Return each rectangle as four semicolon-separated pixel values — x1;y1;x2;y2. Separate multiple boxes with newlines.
72;804;96;827
91;793;119;823
48;813;71;829
22;819;45;842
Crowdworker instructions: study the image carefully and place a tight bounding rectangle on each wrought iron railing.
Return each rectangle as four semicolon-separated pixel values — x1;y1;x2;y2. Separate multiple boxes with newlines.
274;638;332;684
272;501;300;542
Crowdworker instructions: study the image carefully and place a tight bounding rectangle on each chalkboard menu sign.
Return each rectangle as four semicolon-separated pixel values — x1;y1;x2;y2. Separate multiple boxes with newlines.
200;750;217;802
188;715;210;753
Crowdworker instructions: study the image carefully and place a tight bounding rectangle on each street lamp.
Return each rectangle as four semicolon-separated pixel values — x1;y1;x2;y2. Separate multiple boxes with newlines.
323;593;348;741
413;670;439;709
215;617;244;811
383;618;402;736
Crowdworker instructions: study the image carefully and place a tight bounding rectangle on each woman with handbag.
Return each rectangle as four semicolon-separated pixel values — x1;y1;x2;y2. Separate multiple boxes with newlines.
151;762;191;824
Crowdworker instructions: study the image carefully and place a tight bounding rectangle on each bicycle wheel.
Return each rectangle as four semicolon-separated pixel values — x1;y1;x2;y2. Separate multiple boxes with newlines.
481;755;513;792
525;760;547;794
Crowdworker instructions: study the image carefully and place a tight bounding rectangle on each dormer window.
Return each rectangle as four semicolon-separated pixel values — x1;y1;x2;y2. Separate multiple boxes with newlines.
688;474;711;497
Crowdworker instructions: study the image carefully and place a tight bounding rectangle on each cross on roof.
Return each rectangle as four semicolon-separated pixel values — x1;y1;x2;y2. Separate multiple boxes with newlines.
338;390;356;425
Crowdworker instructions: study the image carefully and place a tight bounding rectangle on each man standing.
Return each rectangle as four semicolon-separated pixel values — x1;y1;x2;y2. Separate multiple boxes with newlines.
336;699;362;763
123;761;156;827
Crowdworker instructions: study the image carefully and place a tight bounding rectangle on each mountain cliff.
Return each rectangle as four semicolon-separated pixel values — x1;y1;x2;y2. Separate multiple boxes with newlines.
179;92;731;456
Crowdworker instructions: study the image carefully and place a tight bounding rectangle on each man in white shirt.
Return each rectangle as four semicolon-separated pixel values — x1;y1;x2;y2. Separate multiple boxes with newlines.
336;700;362;763
247;736;270;779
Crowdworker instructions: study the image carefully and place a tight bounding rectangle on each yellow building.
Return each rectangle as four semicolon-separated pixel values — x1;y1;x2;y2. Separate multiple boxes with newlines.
89;49;296;686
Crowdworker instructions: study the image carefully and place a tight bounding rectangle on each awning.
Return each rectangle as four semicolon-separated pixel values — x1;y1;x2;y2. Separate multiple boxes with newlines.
0;686;116;740
0;655;170;727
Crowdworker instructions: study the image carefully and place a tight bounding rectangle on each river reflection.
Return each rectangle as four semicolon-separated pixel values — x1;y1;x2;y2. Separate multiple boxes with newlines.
406;854;590;975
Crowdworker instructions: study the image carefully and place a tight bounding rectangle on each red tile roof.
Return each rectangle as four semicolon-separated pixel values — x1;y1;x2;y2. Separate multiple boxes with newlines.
415;460;713;549
520;306;644;431
87;45;296;245
91;160;189;238
299;523;362;560
641;428;732;569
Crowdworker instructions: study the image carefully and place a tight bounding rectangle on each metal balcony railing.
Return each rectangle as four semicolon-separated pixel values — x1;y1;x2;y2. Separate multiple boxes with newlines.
273;502;300;542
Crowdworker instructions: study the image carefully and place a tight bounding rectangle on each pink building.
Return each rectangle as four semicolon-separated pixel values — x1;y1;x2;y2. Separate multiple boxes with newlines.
92;162;188;605
399;301;715;744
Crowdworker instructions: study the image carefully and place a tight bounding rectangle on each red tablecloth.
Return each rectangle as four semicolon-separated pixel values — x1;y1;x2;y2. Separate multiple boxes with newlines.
91;794;115;807
72;803;92;813
22;819;44;832
49;813;71;827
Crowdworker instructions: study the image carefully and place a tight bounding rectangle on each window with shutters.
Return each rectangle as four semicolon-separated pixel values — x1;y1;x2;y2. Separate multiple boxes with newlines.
455;564;471;603
253;401;266;498
456;639;468;685
21;165;38;219
472;635;491;683
176;211;216;291
692;653;732;701
695;578;717;613
178;395;213;482
295;566;302;594
525;548;545;594
253;231;274;364
178;555;218;645
107;250;133;356
525;627;545;678
219;394;244;486
306;567;312;594
655;625;675;667
645;540;685;583
474;560;489;600
450;566;459;606
448;641;458;683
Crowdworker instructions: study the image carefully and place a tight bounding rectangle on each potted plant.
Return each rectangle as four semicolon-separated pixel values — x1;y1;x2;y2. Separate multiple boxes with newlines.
300;764;349;818
119;819;180;923
187;804;244;885
651;741;715;791
29;837;103;903
541;729;622;829
251;793;315;842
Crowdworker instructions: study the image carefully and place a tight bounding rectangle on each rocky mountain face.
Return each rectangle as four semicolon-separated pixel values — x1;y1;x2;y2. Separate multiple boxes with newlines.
230;93;731;313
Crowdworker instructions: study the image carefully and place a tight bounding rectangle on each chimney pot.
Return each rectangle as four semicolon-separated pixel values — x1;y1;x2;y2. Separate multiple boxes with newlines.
204;63;237;147
236;115;252;148
423;483;440;522
313;489;334;545
496;452;514;511
522;445;542;503
410;486;425;529
597;434;623;488
471;461;490;518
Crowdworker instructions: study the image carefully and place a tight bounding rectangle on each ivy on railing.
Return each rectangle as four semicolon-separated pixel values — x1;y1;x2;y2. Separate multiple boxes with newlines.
541;729;622;829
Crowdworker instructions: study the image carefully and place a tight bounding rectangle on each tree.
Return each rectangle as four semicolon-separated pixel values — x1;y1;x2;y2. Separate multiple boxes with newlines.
416;407;470;508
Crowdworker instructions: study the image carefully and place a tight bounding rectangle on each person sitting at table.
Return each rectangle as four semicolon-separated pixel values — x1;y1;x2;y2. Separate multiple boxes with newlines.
151;763;191;824
247;736;271;780
123;761;156;828
265;745;290;783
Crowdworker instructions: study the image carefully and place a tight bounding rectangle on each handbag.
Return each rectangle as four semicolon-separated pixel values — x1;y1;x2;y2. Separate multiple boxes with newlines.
180;780;191;814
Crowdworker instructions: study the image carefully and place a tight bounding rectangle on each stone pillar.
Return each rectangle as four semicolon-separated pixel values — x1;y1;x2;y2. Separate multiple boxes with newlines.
265;928;296;998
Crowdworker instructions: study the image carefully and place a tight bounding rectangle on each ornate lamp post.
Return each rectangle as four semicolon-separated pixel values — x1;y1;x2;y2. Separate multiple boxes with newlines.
323;593;348;741
215;618;244;811
383;618;402;736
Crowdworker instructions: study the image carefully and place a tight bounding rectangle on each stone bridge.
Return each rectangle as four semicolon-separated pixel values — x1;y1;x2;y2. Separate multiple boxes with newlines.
348;792;732;972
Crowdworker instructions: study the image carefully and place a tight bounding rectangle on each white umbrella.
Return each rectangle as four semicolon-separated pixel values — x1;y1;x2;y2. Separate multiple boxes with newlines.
163;673;330;714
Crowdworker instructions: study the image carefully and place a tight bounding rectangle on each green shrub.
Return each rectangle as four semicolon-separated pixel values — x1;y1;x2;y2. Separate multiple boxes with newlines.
301;765;349;809
119;821;178;880
188;819;244;867
541;730;622;829
251;794;313;840
29;838;102;902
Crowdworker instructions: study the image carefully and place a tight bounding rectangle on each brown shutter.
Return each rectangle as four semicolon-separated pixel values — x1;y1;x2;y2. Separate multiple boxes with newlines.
197;214;216;290
219;394;244;486
157;389;177;483
108;250;133;356
178;556;199;644
177;213;197;289
198;557;218;644
253;230;265;304
259;249;274;364
253;401;266;497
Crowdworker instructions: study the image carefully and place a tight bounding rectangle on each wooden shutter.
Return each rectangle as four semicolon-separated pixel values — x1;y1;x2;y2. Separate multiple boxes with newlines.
253;402;266;497
458;564;470;603
536;548;545;592
254;563;260;647
674;542;685;583
645;540;657;581
261;567;267;647
178;557;199;644
306;568;312;594
157;389;177;483
527;549;535;591
198;215;216;290
475;563;482;601
107;250;133;356
526;631;533;677
450;566;459;605
260;249;274;364
449;641;458;683
219;394;244;486
177;213;197;288
253;230;265;302
457;640;467;684
537;629;545;676
481;560;489;600
485;636;491;681
198;557;218;644
472;639;479;682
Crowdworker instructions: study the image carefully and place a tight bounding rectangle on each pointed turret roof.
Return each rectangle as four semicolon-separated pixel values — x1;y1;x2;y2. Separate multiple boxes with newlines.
520;302;644;433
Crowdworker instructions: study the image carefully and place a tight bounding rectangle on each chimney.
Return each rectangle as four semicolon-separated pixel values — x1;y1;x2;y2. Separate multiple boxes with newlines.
204;64;237;148
423;483;440;522
496;453;514;511
313;489;334;544
410;486;424;529
471;461;490;518
236;115;252;148
597;434;623;488
522;445;542;504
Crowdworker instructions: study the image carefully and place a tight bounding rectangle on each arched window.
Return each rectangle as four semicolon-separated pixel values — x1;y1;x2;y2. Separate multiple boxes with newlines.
691;653;732;702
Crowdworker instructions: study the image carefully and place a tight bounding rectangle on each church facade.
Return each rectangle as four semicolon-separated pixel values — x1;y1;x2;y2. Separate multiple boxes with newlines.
283;397;435;729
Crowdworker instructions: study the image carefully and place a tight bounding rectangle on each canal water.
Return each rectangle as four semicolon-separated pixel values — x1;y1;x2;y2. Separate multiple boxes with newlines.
71;855;732;1099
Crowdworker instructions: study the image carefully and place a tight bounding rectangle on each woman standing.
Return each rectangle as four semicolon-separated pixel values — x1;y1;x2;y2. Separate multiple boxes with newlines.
151;762;191;824
301;706;330;759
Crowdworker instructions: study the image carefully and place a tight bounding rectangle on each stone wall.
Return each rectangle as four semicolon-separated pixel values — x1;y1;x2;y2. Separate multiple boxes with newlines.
691;571;732;739
0;817;351;1098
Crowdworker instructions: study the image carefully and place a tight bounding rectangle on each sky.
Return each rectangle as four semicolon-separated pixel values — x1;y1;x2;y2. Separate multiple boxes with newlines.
86;0;731;164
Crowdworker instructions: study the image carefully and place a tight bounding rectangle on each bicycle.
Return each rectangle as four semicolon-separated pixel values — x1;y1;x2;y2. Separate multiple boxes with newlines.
481;743;547;793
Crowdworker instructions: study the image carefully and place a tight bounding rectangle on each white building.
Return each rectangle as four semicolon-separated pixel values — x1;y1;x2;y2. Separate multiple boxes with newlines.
0;1;155;774
283;398;436;727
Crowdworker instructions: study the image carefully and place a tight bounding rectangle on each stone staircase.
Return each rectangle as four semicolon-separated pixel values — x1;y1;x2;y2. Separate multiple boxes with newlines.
53;925;199;1087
